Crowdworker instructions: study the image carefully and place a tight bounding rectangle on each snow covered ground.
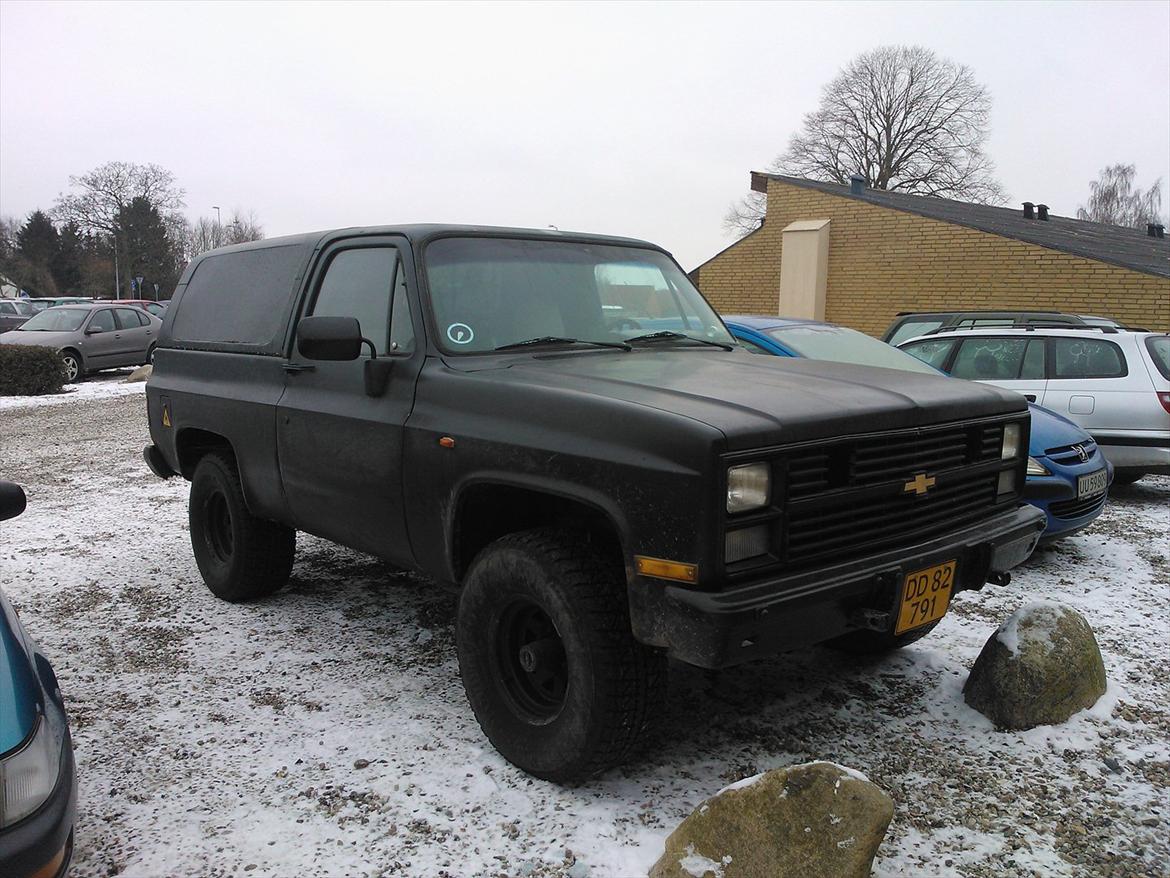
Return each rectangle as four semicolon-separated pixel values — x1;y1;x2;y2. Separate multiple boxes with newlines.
1;389;1166;878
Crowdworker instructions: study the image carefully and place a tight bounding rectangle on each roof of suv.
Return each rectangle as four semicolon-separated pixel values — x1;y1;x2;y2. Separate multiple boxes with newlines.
204;224;664;257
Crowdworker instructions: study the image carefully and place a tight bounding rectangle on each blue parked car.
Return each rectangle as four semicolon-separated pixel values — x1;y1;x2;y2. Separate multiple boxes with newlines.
723;316;1113;542
0;481;76;878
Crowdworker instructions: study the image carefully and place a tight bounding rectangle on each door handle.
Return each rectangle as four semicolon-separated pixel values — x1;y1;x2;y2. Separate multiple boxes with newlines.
1025;394;1037;402
283;362;315;374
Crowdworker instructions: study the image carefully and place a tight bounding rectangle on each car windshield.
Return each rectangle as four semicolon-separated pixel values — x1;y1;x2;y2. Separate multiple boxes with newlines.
424;237;733;353
768;324;940;374
16;308;89;332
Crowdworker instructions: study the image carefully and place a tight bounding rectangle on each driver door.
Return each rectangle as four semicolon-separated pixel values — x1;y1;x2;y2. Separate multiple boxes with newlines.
276;237;423;564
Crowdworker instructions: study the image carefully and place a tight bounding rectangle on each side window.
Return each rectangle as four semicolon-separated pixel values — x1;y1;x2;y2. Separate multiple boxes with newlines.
1020;339;1046;380
88;309;116;332
1053;338;1127;379
736;337;772;355
388;259;415;353
115;308;146;329
1145;336;1170;380
311;248;396;355
901;339;955;370
888;319;944;345
0;302;14;315
951;337;1030;380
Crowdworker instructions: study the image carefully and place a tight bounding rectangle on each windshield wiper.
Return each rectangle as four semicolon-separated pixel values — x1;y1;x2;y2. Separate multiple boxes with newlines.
625;330;734;351
495;336;631;352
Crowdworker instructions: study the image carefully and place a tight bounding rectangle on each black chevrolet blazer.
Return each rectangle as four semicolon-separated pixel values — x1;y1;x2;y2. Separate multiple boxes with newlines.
144;224;1045;782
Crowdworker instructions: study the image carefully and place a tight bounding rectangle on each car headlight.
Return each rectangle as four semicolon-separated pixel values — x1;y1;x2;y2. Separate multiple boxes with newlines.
1026;457;1050;476
1001;423;1022;460
0;714;62;827
727;462;770;514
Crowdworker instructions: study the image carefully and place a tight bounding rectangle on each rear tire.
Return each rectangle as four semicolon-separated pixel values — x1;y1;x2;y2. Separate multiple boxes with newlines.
456;529;666;783
826;620;941;655
189;453;295;602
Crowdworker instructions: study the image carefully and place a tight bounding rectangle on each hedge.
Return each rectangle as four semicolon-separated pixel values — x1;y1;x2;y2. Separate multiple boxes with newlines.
0;344;68;396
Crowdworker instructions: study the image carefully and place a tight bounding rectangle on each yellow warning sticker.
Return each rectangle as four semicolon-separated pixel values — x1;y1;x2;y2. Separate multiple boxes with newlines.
162;405;172;428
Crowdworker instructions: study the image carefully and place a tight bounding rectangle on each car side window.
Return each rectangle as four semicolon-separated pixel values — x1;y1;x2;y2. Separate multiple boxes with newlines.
88;309;116;332
888;319;945;345
115;308;146;329
1020;339;1045;379
901;339;955;370
1052;338;1127;379
736;337;771;355
388;258;415;353
951;337;1031;380
311;248;397;355
0;302;14;315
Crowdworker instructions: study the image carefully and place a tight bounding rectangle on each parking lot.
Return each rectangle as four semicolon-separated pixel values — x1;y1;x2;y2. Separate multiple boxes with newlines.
1;378;1167;878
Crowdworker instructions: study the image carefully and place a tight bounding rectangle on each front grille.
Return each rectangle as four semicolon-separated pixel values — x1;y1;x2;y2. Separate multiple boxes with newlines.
724;418;1020;576
1049;492;1107;520
1046;440;1098;466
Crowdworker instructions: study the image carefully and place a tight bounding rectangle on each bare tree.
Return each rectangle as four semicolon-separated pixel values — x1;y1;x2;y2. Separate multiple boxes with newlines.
1076;164;1163;229
52;161;186;235
725;45;1005;237
184;209;265;258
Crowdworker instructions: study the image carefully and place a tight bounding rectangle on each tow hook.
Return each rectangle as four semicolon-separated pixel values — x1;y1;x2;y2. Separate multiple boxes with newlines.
849;608;891;631
987;571;1011;587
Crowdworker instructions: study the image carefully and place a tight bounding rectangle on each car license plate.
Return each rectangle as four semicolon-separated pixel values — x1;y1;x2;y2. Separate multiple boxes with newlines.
895;560;956;635
1077;469;1108;499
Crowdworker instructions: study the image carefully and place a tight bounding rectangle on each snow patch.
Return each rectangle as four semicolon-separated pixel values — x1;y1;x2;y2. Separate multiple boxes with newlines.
678;844;730;878
716;771;766;796
995;600;1068;656
0;372;145;410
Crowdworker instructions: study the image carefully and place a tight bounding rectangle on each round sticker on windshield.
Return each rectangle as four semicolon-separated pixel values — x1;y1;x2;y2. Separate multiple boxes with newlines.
447;323;474;345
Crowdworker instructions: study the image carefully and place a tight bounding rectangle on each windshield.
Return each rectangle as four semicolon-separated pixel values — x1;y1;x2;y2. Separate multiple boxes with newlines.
424;237;733;353
768;324;940;374
16;308;89;332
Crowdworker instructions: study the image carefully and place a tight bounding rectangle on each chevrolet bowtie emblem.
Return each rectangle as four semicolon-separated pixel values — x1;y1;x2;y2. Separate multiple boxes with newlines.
903;473;937;496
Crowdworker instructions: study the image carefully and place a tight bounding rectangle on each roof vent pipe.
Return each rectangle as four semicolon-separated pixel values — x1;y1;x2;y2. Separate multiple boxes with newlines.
1036;204;1049;221
850;175;865;196
1023;202;1035;219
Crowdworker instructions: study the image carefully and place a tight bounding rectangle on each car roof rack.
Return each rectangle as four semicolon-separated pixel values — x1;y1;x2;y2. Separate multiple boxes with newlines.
921;322;1120;336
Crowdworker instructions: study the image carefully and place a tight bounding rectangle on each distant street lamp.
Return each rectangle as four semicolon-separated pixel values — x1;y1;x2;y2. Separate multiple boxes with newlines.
212;206;221;225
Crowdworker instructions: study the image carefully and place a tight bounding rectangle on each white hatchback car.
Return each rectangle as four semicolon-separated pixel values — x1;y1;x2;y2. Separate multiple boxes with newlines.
898;327;1170;484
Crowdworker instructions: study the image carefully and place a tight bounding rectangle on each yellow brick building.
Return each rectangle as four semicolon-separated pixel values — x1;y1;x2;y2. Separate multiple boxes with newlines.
691;173;1170;336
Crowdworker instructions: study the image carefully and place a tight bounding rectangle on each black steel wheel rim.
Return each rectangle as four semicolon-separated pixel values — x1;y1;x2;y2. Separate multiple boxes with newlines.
494;599;568;721
204;491;234;563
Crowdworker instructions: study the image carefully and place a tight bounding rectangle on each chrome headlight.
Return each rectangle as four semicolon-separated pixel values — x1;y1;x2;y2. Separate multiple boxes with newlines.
1001;423;1022;460
1026;457;1050;476
727;462;770;514
0;714;62;827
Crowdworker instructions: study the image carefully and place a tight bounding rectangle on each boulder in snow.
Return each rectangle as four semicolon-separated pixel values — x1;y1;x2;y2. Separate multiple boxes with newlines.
963;601;1106;730
649;761;893;878
123;364;153;383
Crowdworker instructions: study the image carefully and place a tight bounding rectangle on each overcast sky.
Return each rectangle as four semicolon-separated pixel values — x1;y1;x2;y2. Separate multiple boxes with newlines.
1;1;1167;269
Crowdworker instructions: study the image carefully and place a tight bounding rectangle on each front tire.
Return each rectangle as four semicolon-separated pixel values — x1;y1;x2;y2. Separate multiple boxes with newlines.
189;453;295;602
61;350;82;383
1113;470;1146;485
456;529;666;783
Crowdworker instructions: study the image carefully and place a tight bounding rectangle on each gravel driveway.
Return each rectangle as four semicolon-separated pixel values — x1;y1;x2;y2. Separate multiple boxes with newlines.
1;382;1167;878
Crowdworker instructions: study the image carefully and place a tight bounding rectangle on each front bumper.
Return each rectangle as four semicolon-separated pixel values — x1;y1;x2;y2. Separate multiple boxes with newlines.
0;732;77;878
1024;455;1113;541
628;503;1045;669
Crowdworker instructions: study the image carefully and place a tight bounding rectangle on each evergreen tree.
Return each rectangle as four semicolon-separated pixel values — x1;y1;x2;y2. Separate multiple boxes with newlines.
115;197;183;296
52;222;85;293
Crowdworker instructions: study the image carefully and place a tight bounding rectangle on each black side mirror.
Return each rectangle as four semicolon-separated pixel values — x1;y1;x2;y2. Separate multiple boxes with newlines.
0;481;27;522
297;316;364;361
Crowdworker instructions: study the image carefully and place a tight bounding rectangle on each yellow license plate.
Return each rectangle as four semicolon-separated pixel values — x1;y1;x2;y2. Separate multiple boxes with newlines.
895;560;956;634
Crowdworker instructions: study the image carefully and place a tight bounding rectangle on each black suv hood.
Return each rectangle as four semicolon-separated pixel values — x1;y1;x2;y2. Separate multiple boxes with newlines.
473;350;1027;450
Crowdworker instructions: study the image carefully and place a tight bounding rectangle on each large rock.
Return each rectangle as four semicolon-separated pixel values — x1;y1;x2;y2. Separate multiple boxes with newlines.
123;364;152;383
649;762;893;878
963;601;1106;730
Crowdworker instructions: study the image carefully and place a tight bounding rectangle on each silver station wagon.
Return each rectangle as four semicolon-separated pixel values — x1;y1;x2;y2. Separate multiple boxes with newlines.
899;327;1170;484
0;302;162;382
